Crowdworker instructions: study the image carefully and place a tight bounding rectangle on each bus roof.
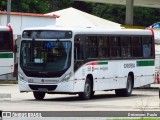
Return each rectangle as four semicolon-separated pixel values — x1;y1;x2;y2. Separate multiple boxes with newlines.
23;26;153;36
0;26;11;31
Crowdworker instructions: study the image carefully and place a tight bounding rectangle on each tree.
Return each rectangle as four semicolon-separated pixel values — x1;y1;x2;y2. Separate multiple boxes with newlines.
57;0;73;11
0;0;7;11
12;0;50;13
48;0;73;11
73;1;92;13
0;0;50;13
134;7;159;26
49;0;58;11
92;3;125;24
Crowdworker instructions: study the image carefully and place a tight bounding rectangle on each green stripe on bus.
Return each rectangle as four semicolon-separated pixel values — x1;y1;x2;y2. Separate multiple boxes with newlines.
0;53;13;58
137;60;154;67
98;62;108;65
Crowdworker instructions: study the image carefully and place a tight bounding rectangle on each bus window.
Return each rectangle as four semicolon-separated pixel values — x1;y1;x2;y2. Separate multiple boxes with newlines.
142;37;152;57
0;31;12;51
98;36;109;58
132;37;142;57
109;37;120;58
121;37;132;58
86;36;98;58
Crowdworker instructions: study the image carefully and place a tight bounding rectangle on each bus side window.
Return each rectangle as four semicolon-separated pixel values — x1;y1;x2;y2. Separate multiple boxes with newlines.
98;36;109;58
142;37;152;57
109;37;120;58
121;37;131;58
86;36;98;58
132;37;142;57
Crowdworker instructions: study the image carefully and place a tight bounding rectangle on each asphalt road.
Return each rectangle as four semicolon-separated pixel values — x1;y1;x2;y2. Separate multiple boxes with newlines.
0;84;159;120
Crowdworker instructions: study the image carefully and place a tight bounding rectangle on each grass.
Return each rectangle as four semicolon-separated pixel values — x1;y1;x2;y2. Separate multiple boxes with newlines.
0;80;18;84
113;118;160;120
112;118;160;120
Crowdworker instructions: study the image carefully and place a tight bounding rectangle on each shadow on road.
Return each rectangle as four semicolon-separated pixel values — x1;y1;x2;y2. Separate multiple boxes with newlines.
24;91;157;102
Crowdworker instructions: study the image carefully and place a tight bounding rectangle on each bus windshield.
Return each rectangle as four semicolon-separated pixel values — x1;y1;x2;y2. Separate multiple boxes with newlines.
20;40;71;77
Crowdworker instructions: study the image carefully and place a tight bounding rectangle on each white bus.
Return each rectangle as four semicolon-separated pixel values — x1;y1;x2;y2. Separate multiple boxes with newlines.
18;27;155;100
0;26;14;76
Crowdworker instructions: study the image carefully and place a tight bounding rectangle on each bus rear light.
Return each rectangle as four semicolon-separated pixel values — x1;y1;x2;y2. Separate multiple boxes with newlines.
156;72;160;84
7;25;14;51
148;28;154;36
7;25;13;32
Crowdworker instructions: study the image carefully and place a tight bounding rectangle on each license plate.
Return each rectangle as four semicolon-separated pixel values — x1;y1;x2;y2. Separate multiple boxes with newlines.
38;88;47;92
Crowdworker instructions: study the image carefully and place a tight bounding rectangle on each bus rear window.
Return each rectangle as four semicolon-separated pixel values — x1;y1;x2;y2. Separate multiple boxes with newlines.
0;31;13;51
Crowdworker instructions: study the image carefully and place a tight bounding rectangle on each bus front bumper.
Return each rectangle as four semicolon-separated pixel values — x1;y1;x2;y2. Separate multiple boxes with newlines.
19;80;75;93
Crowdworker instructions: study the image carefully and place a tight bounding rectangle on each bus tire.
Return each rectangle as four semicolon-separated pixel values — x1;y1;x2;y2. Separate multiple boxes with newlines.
79;78;92;100
115;75;133;97
33;92;45;100
91;91;95;98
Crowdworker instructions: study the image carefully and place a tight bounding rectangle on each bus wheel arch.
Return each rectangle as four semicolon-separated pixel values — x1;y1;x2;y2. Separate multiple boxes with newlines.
87;74;95;97
115;72;134;97
79;74;94;100
128;72;134;88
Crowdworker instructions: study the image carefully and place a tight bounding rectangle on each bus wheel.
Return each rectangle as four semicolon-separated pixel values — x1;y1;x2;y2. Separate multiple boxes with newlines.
33;92;45;100
91;91;95;98
79;78;92;100
115;75;133;97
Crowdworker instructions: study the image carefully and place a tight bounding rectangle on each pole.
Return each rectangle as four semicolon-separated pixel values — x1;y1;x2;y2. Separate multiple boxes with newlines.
125;0;134;25
7;0;11;25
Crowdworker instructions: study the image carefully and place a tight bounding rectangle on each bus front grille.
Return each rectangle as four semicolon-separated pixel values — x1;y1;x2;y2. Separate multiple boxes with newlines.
29;84;57;91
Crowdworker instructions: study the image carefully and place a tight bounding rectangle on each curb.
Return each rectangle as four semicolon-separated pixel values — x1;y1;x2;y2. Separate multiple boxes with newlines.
0;80;18;84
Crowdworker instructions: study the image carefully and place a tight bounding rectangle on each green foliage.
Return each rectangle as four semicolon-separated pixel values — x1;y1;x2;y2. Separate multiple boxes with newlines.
0;0;7;11
92;3;125;24
73;1;92;13
12;0;50;13
0;0;50;13
113;118;160;120
57;0;74;10
134;7;157;26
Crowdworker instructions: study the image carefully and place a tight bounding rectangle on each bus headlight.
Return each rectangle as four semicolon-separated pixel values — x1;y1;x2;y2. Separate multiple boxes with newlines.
18;72;25;81
61;73;71;82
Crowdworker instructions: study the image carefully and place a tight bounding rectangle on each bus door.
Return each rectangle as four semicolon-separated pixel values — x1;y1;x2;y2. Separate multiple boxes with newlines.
74;35;85;71
74;35;86;92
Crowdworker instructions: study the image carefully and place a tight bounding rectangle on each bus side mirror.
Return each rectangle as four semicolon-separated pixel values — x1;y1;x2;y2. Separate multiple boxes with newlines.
14;45;17;53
